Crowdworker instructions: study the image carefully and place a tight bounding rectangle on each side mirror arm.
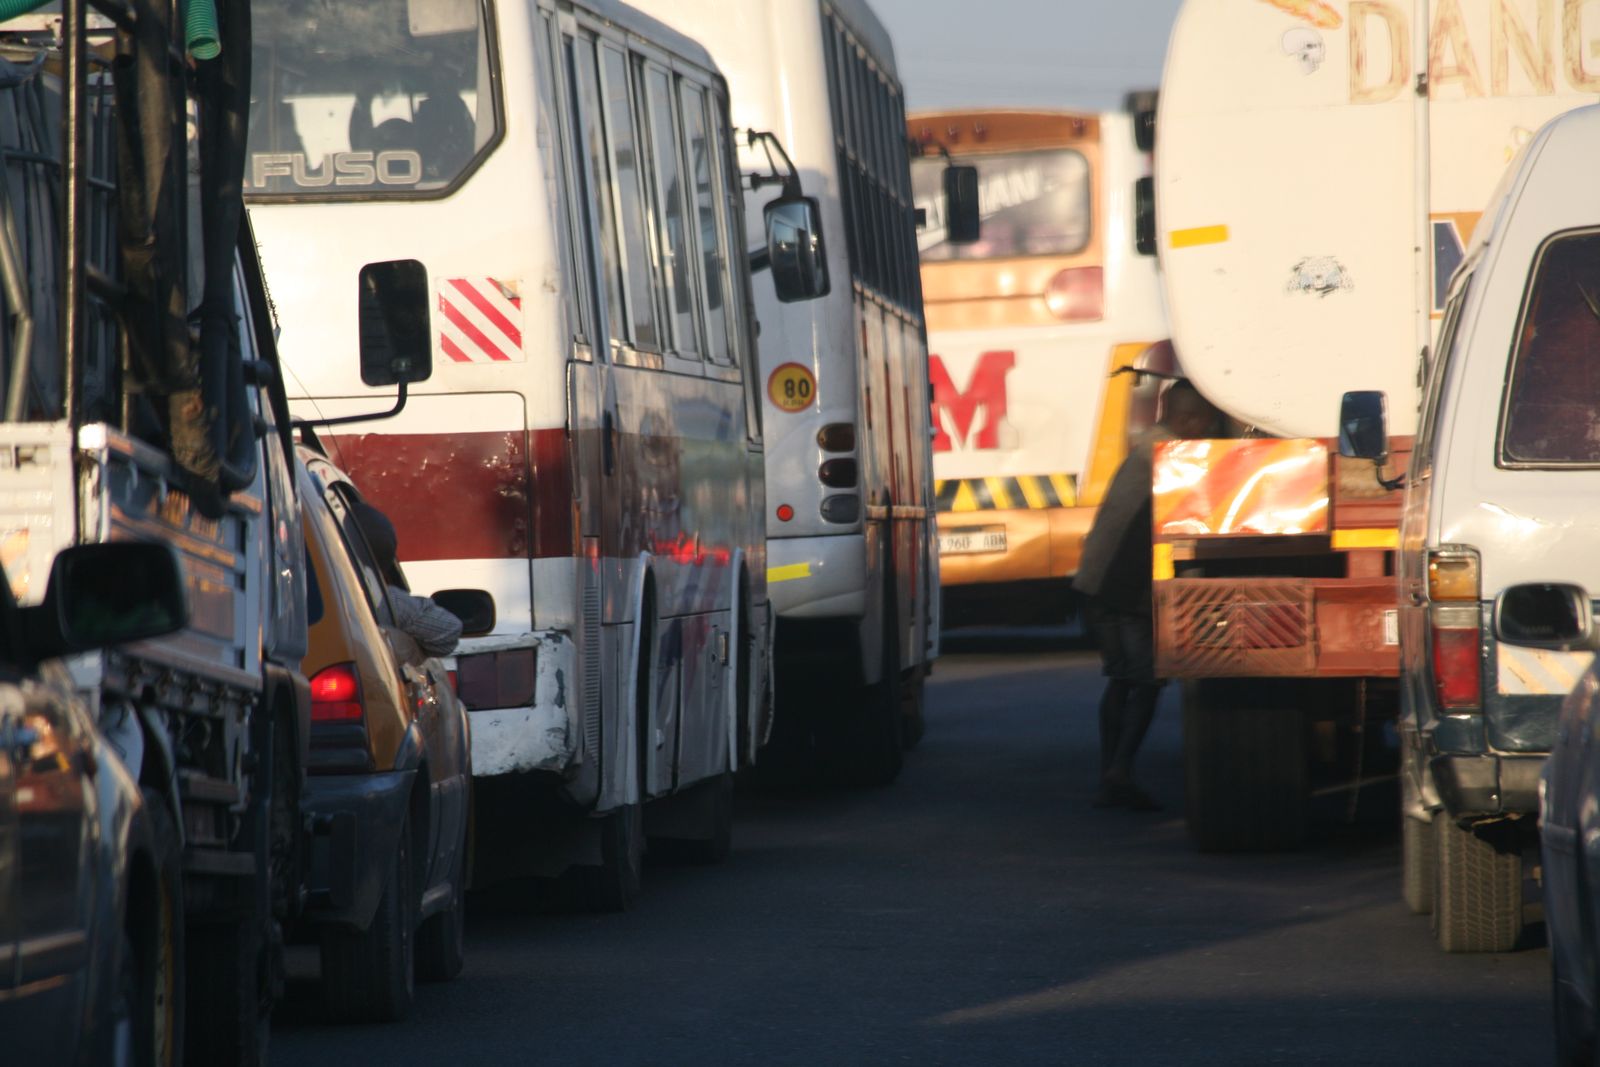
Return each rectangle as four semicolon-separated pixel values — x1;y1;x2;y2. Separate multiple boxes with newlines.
294;378;408;431
742;129;802;200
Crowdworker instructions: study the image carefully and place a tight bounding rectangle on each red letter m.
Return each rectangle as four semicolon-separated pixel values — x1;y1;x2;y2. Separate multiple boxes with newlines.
929;351;1016;452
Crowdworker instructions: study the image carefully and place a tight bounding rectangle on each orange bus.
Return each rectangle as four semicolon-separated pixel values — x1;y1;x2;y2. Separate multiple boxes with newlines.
910;105;1169;625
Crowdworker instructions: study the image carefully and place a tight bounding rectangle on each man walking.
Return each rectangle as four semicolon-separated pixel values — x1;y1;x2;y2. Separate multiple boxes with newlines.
1073;379;1221;809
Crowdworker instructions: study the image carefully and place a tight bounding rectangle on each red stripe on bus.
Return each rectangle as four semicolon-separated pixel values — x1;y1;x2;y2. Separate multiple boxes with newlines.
438;296;511;362
450;278;522;349
320;429;574;561
440;334;472;363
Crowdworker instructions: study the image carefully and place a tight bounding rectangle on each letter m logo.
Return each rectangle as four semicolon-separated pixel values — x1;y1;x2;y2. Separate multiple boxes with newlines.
929;351;1016;452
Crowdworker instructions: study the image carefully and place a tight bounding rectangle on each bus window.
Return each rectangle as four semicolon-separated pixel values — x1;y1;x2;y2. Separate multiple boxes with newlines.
681;83;733;365
643;66;700;360
573;35;628;346
911;149;1091;262
601;45;660;353
248;0;500;197
539;15;592;345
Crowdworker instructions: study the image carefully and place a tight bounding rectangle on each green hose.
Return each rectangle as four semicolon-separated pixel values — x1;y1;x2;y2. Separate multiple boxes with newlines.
183;0;220;61
0;0;51;23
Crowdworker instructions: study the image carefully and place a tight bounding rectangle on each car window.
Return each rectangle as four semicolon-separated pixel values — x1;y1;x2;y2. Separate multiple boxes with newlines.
317;479;397;628
1499;229;1600;466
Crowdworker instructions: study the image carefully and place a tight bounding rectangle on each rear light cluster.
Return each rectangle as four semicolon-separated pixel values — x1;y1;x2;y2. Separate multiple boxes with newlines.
311;663;364;723
454;648;538;711
817;421;858;526
1428;548;1482;711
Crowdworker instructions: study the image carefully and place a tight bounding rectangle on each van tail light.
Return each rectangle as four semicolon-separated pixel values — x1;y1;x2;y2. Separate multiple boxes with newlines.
1044;267;1104;322
1430;605;1481;710
1428;548;1480;602
310;663;364;723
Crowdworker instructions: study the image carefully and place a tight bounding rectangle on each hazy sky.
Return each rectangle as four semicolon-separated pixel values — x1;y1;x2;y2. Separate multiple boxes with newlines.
872;0;1185;112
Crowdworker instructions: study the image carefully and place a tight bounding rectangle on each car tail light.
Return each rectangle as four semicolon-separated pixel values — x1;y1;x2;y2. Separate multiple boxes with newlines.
1426;548;1481;711
310;663;364;723
1044;267;1104;322
454;648;538;711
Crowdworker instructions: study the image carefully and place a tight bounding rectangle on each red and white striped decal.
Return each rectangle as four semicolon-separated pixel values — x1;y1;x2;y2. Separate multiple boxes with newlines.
438;277;524;363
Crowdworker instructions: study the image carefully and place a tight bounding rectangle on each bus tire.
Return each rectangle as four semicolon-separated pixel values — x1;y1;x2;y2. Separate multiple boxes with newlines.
827;575;904;787
581;614;650;911
1183;680;1307;852
1431;815;1521;953
321;810;416;1021
900;670;926;751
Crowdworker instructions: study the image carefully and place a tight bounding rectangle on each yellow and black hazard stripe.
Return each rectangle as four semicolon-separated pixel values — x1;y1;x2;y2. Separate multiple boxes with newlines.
934;474;1079;514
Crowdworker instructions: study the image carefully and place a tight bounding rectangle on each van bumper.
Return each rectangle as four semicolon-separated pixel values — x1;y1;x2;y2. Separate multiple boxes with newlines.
1429;751;1545;819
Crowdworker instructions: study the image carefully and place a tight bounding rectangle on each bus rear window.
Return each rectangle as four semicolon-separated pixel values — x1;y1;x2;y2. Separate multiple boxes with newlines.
248;0;499;198
1499;230;1600;466
912;149;1090;262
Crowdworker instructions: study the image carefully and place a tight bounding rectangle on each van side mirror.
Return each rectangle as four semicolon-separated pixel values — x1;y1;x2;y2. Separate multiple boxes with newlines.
432;588;496;637
1338;390;1389;462
358;259;433;387
24;543;188;663
1134;176;1156;257
944;164;980;245
765;196;830;303
1495;583;1594;650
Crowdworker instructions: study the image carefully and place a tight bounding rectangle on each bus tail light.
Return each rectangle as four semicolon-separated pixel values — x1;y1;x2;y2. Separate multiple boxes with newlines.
820;495;860;524
819;458;858;487
817;423;856;452
1044;267;1104;322
310;663;364;723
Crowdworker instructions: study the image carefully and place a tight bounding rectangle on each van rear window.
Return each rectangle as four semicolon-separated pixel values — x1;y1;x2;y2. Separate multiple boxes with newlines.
1500;230;1600;466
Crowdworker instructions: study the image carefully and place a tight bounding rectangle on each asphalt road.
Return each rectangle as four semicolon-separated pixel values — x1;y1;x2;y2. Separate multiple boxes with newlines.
271;636;1552;1066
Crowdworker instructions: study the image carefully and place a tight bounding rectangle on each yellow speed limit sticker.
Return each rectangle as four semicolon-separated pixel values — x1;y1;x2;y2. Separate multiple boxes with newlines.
767;362;817;413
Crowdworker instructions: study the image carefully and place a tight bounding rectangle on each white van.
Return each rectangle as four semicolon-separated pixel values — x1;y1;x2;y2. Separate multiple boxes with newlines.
1340;103;1600;953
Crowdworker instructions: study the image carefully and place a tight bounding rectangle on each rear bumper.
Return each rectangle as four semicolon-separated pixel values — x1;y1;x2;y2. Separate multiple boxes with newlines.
1155;576;1399;678
1429;751;1545;820
936;505;1093;587
303;770;413;929
768;533;866;618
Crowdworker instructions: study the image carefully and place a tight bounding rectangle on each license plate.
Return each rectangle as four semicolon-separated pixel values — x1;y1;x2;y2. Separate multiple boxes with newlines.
939;527;1007;555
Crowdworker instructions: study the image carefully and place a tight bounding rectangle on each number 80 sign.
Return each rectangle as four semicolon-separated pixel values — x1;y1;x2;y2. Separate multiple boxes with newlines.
767;362;817;413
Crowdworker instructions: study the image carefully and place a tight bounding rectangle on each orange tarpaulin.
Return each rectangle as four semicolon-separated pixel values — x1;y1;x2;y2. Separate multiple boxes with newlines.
1153;439;1329;538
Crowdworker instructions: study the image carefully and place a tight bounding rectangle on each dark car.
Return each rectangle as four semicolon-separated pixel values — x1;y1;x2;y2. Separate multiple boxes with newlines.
0;542;189;1066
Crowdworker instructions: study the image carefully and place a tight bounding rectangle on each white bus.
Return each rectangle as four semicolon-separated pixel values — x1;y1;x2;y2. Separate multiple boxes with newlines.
246;0;822;909
627;0;968;783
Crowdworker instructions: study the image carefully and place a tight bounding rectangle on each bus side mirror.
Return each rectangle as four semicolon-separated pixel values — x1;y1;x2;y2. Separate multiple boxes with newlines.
765;196;830;303
1495;583;1594;650
358;259;434;387
1338;390;1389;462
1135;176;1156;257
944;164;980;245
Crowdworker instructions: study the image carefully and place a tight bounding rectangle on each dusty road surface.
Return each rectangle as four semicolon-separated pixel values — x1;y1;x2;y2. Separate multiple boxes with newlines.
272;636;1550;1065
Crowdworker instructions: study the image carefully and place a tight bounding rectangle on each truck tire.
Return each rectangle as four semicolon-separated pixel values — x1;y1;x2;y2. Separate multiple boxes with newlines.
1431;815;1521;953
321;812;416;1021
119;789;183;1067
415;843;466;984
1182;681;1307;852
184;917;269;1066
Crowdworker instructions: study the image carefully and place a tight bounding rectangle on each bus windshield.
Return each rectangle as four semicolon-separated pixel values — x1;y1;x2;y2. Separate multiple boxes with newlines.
248;0;498;198
912;149;1090;262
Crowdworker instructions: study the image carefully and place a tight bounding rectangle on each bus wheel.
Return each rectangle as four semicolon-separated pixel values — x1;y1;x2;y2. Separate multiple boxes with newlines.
1183;679;1307;852
581;615;650;911
827;578;904;787
900;670;926;751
